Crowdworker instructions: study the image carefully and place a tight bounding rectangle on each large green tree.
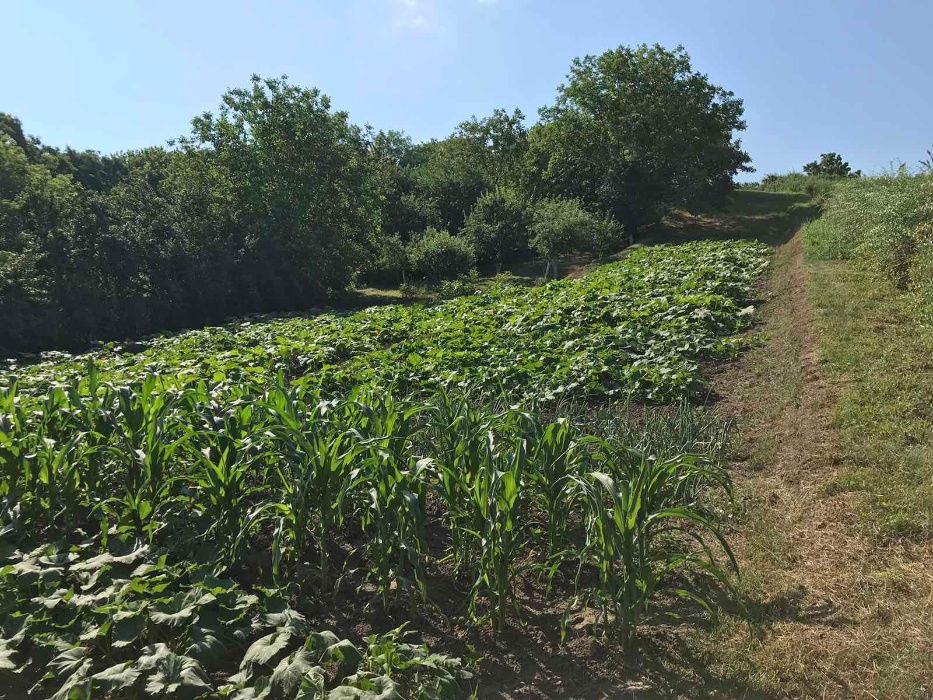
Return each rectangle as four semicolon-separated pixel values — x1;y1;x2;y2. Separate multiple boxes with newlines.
182;75;380;306
530;44;751;239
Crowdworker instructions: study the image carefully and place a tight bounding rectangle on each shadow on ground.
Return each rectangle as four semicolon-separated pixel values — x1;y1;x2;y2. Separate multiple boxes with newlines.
644;191;819;248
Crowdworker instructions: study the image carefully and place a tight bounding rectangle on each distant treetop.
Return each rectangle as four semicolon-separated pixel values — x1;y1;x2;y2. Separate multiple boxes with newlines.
803;152;861;178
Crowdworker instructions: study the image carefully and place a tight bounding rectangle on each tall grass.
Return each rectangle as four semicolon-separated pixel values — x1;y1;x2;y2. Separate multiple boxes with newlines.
746;172;841;203
804;174;933;318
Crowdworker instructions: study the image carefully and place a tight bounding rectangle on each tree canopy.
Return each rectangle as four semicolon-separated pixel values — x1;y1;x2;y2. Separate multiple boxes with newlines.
530;44;751;237
1;44;752;353
803;152;861;178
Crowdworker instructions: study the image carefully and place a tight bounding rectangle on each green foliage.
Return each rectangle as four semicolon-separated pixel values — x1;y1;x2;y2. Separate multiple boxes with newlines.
0;376;739;672
405;227;476;283
184;75;379;301
753;172;839;202
454;108;529;190
920;145;933;174
0;77;381;354
0;542;469;699
570;453;734;649
0;245;766;674
803;174;933;313
358;233;408;286
461;187;531;269
529;198;619;276
803;152;861;178
2;45;754;353
437;272;480;300
14;240;768;403
530;44;750;238
406;138;491;234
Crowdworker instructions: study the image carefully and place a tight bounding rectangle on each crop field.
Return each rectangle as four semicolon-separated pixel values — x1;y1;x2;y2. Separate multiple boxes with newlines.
11;241;767;403
0;239;768;698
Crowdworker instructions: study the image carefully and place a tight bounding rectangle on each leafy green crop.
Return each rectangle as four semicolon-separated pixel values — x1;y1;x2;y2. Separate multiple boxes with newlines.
0;542;469;699
0;241;767;697
10;240;767;403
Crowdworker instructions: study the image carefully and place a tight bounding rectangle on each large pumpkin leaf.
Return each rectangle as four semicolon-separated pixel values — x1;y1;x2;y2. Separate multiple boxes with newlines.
90;661;141;692
269;647;318;698
143;651;210;696
326;675;400;700
241;627;296;670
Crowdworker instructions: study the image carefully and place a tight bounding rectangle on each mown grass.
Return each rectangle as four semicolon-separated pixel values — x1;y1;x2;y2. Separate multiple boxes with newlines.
679;186;933;697
808;258;933;538
803;175;933;539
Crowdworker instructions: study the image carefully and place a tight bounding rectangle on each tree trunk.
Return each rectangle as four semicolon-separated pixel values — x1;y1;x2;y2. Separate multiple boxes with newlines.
623;206;640;246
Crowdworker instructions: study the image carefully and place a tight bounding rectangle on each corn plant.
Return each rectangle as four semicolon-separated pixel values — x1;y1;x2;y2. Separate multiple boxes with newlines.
264;389;360;581
33;432;89;531
0;380;27;503
425;392;498;573
522;415;593;559
570;451;737;649
62;362;117;498
467;434;528;630
106;378;188;540
359;451;431;608
345;392;430;607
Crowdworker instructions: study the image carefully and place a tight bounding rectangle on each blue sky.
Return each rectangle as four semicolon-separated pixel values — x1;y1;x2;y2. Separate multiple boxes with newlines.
3;0;932;179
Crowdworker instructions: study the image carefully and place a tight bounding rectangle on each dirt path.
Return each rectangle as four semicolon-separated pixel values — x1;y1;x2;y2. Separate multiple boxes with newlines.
709;232;933;698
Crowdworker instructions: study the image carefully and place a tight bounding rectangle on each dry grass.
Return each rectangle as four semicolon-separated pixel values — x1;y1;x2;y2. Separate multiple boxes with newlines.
696;233;933;699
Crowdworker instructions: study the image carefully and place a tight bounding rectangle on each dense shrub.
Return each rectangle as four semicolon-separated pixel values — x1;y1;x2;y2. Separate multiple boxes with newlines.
359;233;408;285
584;215;625;259
405;227;476;282
461;187;531;270
804;174;933;316
0;78;380;354
437;271;480;299
803;152;861;178
754;172;840;202
529;198;616;276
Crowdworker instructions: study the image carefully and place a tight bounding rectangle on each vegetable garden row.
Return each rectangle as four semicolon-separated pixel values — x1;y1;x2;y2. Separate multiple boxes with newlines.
0;240;768;698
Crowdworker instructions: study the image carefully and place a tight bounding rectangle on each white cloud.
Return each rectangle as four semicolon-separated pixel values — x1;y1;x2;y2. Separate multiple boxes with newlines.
394;0;443;34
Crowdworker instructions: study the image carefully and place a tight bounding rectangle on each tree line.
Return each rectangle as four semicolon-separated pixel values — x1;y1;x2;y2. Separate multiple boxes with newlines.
0;44;751;354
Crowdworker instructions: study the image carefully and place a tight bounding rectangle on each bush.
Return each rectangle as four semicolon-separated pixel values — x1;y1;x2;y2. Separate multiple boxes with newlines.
359;233;407;286
529;198;620;276
461;188;531;269
754;172;839;202
405;227;476;282
804;174;933;315
437;271;480;300
584;216;624;259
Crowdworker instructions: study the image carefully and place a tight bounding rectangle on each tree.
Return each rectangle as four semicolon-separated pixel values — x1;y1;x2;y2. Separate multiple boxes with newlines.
0;133;109;349
182;75;380;306
455;108;529;189
405;227;476;282
529;198;600;278
407;137;490;233
461;187;531;272
531;44;751;241
803;152;860;178
368;129;441;241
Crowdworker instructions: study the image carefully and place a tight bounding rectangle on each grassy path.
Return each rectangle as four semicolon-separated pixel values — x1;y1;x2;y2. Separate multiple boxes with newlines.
703;230;933;698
